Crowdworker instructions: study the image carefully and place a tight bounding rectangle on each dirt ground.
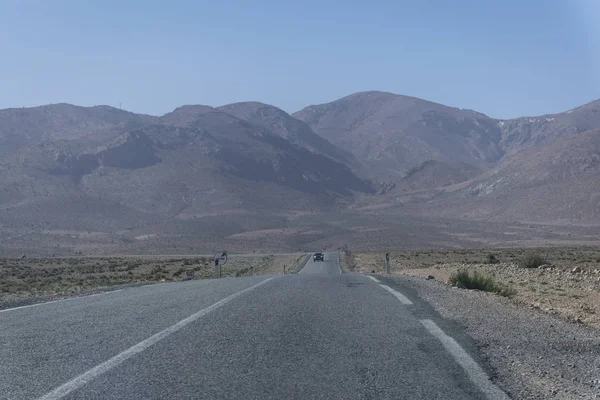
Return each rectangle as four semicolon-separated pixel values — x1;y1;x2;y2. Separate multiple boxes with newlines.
0;253;303;307
348;247;600;330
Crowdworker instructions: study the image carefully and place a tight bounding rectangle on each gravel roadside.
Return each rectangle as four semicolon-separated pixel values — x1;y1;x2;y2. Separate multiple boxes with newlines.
0;254;302;309
383;275;600;400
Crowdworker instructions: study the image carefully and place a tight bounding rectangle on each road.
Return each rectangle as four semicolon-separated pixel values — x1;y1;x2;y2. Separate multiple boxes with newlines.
0;252;508;400
298;251;341;274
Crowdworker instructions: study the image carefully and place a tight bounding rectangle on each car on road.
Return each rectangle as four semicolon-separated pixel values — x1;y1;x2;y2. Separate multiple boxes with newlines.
313;252;324;262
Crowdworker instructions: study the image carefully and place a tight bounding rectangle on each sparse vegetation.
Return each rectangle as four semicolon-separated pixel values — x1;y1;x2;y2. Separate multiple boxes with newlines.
520;252;547;269
449;269;516;297
486;253;499;264
352;247;600;329
0;253;303;305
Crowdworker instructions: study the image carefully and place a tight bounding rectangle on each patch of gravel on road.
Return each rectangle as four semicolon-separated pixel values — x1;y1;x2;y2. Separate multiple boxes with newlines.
390;275;600;399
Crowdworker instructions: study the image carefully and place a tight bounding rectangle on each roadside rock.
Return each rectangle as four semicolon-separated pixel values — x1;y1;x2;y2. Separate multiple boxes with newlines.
571;266;583;274
426;275;435;280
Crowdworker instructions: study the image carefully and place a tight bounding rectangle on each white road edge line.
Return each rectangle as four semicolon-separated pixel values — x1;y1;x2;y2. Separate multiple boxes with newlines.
420;319;510;400
366;275;380;283
298;254;310;274
336;254;341;274
0;289;124;314
379;284;413;305
141;282;168;288
37;277;275;400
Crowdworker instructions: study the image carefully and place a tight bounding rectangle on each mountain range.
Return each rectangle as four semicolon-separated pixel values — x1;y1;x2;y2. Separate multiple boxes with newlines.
2;91;600;254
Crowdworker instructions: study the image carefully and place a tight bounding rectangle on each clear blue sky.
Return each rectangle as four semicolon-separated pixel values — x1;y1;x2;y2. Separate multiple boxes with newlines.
1;0;598;118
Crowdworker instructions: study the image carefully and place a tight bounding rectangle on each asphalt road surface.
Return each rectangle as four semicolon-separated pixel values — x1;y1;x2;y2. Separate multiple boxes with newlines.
0;252;508;399
298;252;341;275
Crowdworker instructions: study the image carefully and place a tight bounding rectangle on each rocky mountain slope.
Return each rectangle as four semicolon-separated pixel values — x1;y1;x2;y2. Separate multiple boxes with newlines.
0;104;157;156
448;127;600;222
294;91;600;223
218;102;359;169
374;127;600;223
293;91;504;178
294;91;600;180
393;160;482;194
0;103;373;253
499;99;600;155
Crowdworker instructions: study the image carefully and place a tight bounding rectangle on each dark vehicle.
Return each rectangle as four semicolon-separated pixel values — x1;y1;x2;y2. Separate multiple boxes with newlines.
313;252;324;262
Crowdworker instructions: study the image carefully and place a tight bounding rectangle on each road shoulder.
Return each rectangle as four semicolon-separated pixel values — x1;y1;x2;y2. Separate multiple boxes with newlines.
380;274;600;399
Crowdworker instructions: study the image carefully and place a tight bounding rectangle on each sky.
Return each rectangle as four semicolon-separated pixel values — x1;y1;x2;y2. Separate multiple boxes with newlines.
0;0;598;119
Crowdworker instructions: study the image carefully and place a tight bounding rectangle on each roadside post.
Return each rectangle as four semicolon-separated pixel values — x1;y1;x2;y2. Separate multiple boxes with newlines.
214;251;228;278
186;268;194;280
386;252;390;274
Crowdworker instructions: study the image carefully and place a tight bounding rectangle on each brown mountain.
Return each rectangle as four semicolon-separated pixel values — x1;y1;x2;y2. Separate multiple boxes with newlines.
386;128;600;223
3;92;600;255
293;91;504;178
217;102;359;168
498;99;600;154
456;127;600;222
397;160;482;193
0;102;373;251
0;103;157;156
294;91;600;223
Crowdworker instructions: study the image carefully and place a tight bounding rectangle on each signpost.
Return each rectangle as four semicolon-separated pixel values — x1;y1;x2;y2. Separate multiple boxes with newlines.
214;251;228;278
385;252;390;274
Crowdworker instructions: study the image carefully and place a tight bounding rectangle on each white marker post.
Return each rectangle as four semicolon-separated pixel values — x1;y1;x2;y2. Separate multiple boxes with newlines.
385;252;390;274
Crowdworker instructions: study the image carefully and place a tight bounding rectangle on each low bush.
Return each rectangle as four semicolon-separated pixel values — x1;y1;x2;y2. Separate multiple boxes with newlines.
449;269;515;297
521;252;547;269
486;253;499;264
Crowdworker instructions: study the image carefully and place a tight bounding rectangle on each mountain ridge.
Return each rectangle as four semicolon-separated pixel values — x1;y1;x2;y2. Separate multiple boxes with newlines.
3;92;600;254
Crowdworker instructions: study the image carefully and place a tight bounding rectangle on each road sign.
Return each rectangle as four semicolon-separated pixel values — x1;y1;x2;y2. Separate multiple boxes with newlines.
214;252;227;278
214;252;228;265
